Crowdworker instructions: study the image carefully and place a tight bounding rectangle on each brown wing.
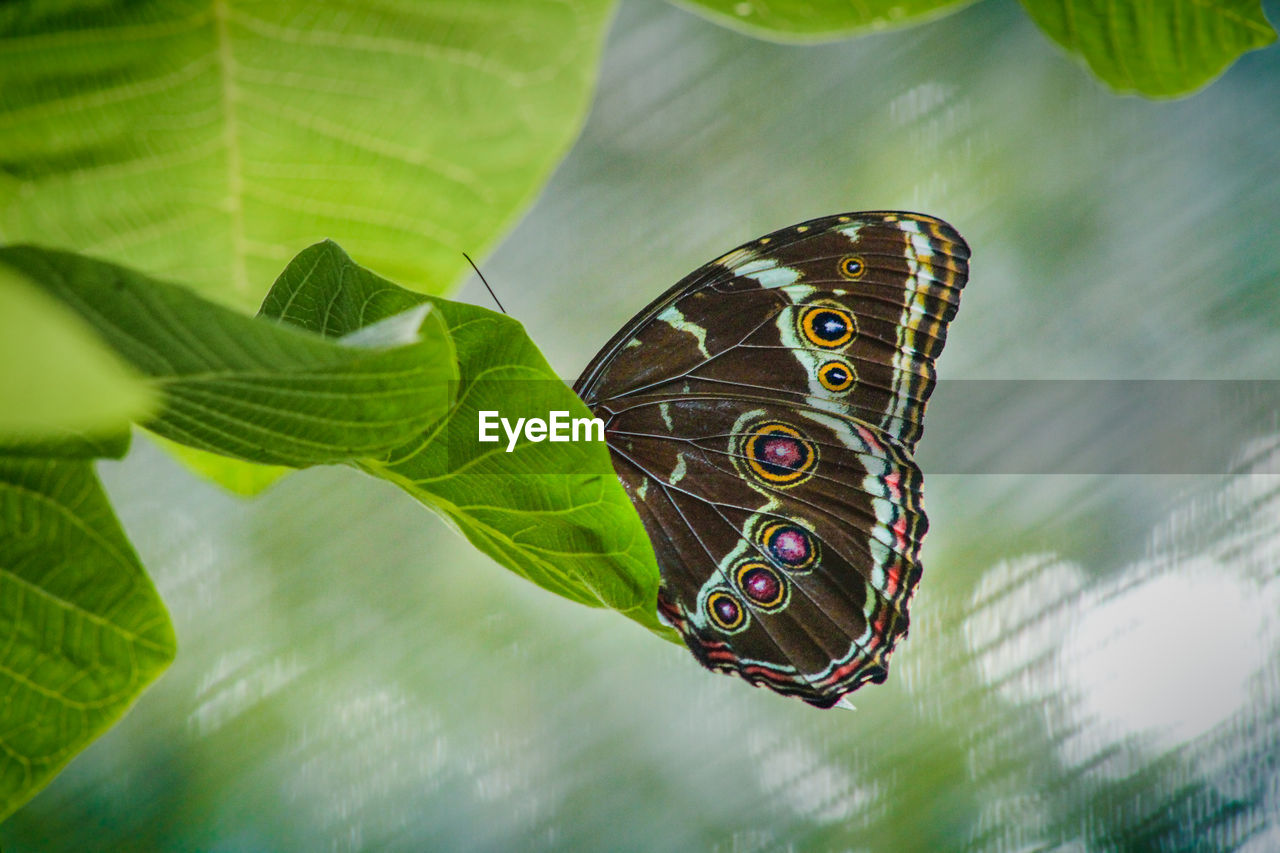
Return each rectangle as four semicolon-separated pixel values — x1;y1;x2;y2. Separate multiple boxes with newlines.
574;211;969;707
576;211;968;451
605;397;925;706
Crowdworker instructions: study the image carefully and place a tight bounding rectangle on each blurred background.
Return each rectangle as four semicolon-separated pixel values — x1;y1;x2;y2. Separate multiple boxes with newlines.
5;0;1280;849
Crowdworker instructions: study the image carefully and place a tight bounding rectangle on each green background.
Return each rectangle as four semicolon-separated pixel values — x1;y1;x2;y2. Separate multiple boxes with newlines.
5;0;1280;849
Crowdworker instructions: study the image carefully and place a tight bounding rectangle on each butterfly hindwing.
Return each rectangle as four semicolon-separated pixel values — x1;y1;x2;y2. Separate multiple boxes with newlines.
574;211;968;707
606;397;925;706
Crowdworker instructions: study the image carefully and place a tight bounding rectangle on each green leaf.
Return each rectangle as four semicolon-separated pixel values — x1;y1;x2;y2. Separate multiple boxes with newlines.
670;0;976;41
0;429;131;463
146;436;293;496
0;246;457;468
0;0;616;310
0;456;176;822
0;263;155;447
263;242;672;638
1018;0;1277;96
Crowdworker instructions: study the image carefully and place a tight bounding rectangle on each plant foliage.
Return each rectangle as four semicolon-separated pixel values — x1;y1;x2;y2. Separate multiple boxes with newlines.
1;0;1276;825
0;241;669;820
675;0;1276;95
0;454;175;821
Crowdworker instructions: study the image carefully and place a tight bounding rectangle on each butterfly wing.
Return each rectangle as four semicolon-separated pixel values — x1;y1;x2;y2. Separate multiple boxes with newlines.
574;212;969;706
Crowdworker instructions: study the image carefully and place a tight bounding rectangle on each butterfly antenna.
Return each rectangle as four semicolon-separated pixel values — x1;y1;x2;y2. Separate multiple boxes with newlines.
463;252;506;314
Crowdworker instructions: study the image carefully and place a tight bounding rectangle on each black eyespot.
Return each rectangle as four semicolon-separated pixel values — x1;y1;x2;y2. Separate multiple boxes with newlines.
799;305;855;348
706;590;747;631
758;521;818;571
735;561;788;611
741;421;817;486
839;255;866;280
817;360;855;392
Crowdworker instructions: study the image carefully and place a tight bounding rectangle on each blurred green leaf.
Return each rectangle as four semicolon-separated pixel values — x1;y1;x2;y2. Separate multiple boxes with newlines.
0;0;615;310
675;0;1275;96
669;0;975;41
147;436;293;496
0;456;176;823
1018;0;1277;96
0;246;457;468
0;430;132;463
263;241;672;638
0;263;155;445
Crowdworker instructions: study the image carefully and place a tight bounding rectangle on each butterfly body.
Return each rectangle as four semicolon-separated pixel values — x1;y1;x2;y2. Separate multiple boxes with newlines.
574;212;969;707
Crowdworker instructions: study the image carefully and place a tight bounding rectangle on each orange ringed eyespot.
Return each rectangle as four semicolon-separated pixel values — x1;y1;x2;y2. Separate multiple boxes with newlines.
838;255;866;280
758;521;818;570
706;590;746;631
735;561;787;610
817;360;855;392
742;422;816;486
799;304;855;348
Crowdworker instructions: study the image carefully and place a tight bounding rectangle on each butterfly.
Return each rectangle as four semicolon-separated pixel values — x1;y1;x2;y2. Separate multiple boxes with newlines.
573;212;969;708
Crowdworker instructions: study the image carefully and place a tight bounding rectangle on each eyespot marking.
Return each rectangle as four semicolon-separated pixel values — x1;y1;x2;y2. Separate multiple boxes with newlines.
735;561;788;611
817;359;855;393
838;255;866;280
758;521;818;571
740;421;817;486
799;303;856;349
707;590;747;632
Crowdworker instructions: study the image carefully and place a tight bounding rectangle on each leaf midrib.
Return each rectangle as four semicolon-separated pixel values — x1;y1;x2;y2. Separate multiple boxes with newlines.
214;0;248;297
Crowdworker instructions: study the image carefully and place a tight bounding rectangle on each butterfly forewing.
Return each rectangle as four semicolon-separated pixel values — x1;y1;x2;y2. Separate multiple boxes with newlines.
574;211;968;707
